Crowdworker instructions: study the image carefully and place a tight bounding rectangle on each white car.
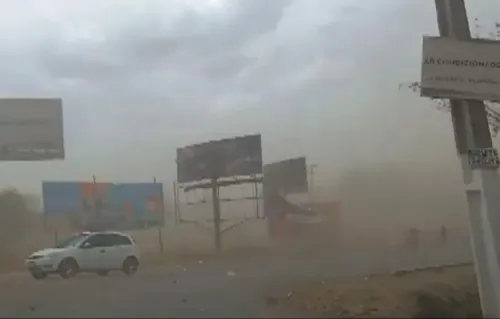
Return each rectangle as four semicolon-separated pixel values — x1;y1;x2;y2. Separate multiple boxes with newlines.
24;231;140;280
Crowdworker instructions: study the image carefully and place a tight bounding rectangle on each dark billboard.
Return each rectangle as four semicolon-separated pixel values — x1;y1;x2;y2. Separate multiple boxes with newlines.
176;134;263;183
263;156;308;196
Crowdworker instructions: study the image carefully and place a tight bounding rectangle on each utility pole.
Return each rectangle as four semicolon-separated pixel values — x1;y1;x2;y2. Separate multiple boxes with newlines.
434;1;500;316
211;178;222;252
308;164;318;203
173;181;179;224
153;177;163;253
253;175;260;219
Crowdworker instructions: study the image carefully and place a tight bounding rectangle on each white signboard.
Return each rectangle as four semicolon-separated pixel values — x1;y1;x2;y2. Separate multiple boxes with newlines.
468;147;500;169
0;98;64;161
420;36;500;101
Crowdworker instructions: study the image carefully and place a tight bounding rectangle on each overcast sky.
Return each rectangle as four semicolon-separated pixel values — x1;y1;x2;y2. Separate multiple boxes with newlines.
0;0;497;194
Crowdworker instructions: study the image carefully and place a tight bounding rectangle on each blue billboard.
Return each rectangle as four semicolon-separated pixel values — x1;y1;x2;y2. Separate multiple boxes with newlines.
42;181;164;231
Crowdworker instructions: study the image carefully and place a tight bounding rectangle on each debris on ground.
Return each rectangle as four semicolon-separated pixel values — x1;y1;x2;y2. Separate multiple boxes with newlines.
266;264;481;318
266;296;279;305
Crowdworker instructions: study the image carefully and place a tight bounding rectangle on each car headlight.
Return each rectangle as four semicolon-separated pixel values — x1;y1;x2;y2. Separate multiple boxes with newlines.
28;254;55;260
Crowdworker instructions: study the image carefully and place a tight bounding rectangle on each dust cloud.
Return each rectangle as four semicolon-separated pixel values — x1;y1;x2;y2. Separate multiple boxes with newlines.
337;160;469;248
0;140;474;267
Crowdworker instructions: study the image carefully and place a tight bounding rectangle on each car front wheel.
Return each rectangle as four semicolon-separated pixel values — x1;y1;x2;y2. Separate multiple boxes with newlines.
58;258;79;279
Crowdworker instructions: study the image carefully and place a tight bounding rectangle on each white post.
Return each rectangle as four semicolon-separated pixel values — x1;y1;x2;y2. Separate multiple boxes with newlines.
477;168;500;315
465;188;495;315
434;1;500;316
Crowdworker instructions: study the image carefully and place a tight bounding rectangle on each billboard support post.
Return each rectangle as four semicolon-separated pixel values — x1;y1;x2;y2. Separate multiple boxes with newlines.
43;212;47;232
253;176;260;219
211;178;222;253
91;174;98;231
173;181;179;225
158;228;164;253
433;0;500;316
308;164;318;203
176;134;263;253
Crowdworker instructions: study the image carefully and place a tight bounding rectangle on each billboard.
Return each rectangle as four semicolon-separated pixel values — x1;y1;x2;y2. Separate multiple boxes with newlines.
42;182;164;231
263;157;308;196
176;134;263;183
0;98;64;160
420;36;500;101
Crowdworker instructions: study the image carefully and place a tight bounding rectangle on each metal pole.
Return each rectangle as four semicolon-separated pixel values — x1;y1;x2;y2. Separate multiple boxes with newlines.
153;177;163;253
43;211;47;232
254;176;260;219
91;175;99;230
308;164;317;203
173;181;179;225
211;178;222;252
434;1;500;316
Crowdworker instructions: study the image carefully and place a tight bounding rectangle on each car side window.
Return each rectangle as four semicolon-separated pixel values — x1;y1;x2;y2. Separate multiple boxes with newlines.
101;234;116;247
109;234;132;246
82;234;105;248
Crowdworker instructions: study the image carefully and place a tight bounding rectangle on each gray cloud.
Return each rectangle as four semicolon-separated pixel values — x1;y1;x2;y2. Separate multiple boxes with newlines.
0;0;496;201
38;0;292;82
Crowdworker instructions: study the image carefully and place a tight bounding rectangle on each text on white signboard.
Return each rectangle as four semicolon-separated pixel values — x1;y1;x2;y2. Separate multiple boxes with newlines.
420;36;500;101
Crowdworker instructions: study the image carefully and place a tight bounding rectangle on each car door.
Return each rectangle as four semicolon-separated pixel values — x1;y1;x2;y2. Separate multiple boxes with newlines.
78;234;107;270
105;234;132;269
96;234;119;270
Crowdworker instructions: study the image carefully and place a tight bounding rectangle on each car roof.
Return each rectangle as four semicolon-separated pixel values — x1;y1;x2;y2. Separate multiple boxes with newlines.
78;230;132;237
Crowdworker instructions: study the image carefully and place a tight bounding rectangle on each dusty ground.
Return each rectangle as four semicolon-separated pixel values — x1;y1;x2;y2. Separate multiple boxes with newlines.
265;264;481;318
0;239;476;318
0;262;479;318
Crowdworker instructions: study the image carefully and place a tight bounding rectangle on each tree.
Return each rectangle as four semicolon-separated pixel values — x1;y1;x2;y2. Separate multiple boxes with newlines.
0;188;35;257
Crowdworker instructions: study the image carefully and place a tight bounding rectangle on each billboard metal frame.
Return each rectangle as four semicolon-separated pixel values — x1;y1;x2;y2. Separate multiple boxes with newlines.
175;134;264;252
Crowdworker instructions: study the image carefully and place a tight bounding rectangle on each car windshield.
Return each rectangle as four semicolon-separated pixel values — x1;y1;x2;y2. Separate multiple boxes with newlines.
55;234;89;248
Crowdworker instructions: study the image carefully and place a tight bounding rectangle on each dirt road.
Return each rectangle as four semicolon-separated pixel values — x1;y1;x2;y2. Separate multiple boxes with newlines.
0;242;472;318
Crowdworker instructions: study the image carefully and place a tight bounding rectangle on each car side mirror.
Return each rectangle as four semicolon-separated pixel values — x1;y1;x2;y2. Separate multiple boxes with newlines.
80;242;92;249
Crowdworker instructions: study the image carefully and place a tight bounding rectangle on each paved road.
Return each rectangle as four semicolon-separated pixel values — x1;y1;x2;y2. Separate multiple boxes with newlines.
0;242;472;318
0;259;304;318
